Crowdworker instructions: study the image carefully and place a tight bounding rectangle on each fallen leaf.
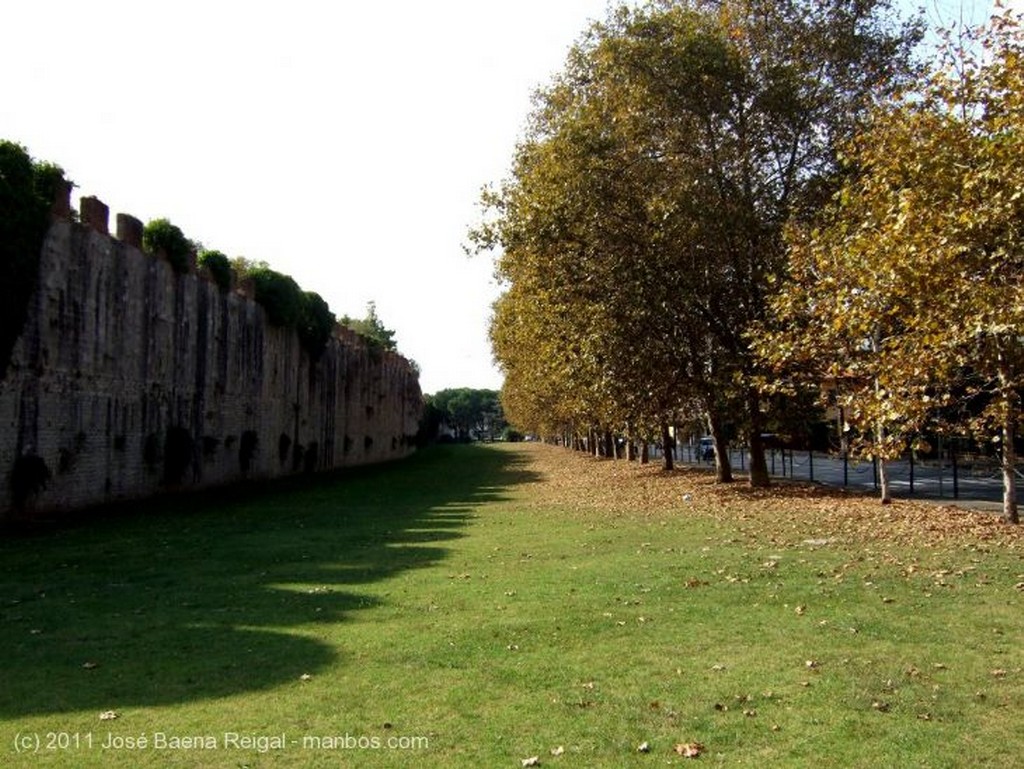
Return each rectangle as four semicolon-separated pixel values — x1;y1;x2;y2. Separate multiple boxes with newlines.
872;701;890;712
795;605;806;616
674;742;704;758
551;746;564;756
98;711;118;721
82;661;98;670
300;673;313;681
522;757;541;767
637;741;650;753
992;669;1007;678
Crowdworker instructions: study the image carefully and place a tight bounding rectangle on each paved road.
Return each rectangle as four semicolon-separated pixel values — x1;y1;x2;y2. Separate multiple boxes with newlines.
663;444;1021;506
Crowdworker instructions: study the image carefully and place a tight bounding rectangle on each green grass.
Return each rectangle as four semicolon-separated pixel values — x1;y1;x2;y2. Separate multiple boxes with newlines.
1;444;1022;767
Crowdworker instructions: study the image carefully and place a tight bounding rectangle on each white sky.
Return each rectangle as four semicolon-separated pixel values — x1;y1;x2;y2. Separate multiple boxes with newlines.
1;1;1015;394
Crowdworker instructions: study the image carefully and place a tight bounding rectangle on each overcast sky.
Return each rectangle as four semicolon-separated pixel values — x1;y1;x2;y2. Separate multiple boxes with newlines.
1;1;1013;394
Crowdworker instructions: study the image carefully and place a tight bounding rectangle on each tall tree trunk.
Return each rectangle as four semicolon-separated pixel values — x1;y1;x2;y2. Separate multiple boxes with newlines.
707;410;733;483
875;420;892;504
877;458;892;504
604;430;614;460
997;356;1019;523
640;441;649;464
1000;416;1018;524
661;421;674;471
746;389;770;487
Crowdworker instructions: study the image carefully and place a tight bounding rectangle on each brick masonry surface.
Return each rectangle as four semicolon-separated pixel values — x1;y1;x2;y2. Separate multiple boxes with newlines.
1;214;422;518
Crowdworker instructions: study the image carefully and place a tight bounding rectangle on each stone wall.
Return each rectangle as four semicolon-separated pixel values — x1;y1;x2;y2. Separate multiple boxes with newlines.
0;198;422;519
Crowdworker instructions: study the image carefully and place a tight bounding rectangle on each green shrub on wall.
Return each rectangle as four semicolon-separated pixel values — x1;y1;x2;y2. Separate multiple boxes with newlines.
143;218;193;274
248;267;303;328
298;291;335;359
239;265;338;358
0;140;66;377
198;249;232;292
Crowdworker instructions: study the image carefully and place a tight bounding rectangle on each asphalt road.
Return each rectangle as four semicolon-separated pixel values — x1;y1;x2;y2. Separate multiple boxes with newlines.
665;444;1020;508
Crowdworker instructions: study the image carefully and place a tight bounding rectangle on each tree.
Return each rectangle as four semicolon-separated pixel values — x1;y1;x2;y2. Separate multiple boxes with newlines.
427;388;506;441
756;8;1024;521
341;301;397;352
474;0;922;485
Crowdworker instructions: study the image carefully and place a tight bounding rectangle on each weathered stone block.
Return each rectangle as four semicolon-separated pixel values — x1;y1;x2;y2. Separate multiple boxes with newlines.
116;213;144;248
80;196;109;235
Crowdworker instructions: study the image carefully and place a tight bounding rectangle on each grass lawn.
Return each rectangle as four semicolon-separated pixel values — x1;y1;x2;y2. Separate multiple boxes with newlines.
1;443;1022;768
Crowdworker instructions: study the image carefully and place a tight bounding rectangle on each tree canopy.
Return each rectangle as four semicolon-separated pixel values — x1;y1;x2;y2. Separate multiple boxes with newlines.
754;7;1024;520
427;388;506;441
473;0;922;485
340;301;398;353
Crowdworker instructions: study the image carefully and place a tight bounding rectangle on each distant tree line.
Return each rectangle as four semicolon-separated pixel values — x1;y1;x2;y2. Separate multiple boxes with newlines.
420;388;512;443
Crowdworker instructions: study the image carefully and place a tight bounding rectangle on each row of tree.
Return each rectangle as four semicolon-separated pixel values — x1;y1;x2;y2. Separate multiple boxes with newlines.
472;0;1024;523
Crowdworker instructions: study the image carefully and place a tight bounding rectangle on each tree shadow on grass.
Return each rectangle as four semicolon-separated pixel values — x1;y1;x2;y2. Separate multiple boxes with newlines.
0;444;538;717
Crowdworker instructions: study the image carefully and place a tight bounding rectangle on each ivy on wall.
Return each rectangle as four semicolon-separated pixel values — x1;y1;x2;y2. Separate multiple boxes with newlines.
0;141;66;377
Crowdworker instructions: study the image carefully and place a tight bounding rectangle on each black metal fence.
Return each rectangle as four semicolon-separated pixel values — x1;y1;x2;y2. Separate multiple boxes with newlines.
658;443;1021;504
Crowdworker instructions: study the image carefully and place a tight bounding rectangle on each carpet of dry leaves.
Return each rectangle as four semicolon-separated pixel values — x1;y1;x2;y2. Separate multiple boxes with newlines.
508;443;1024;553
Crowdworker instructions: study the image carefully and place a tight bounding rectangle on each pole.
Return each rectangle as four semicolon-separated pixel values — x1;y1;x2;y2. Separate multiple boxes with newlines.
952;439;959;499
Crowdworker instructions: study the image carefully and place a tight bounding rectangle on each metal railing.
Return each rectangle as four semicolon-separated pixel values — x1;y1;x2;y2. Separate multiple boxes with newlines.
656;443;1021;503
